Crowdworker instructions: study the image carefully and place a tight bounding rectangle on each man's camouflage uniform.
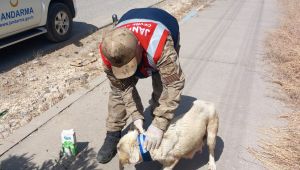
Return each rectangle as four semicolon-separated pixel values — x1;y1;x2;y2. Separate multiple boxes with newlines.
104;35;185;132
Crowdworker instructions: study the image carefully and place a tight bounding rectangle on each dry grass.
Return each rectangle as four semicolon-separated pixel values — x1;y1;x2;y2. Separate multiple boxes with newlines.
250;0;300;169
250;112;300;169
266;0;300;104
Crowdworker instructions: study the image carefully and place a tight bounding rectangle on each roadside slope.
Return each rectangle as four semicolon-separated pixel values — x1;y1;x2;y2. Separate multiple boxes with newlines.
251;0;300;169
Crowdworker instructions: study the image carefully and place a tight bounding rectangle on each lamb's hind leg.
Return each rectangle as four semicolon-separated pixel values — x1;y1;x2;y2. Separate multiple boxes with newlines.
206;113;219;170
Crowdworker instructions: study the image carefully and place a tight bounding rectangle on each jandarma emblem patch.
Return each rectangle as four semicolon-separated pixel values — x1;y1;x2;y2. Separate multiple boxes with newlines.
10;0;19;7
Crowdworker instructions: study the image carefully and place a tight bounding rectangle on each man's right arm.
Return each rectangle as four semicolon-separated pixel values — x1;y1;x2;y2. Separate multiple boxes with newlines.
103;64;144;122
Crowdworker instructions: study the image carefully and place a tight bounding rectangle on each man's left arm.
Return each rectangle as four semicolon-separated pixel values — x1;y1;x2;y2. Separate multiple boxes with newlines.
152;35;185;131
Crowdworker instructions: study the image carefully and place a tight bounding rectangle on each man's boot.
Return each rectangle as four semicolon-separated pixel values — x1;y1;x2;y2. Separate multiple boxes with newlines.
97;131;121;164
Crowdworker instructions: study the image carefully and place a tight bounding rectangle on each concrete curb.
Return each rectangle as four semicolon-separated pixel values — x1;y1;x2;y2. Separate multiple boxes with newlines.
180;0;214;24
0;0;214;157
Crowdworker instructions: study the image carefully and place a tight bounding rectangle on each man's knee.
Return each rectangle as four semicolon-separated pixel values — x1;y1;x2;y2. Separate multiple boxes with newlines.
106;109;128;131
106;119;126;132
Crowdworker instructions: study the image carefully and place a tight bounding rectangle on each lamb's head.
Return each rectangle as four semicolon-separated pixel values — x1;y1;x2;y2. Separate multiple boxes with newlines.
117;130;142;169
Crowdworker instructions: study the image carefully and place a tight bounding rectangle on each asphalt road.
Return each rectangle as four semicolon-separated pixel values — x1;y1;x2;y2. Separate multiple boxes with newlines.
0;0;286;169
0;0;160;73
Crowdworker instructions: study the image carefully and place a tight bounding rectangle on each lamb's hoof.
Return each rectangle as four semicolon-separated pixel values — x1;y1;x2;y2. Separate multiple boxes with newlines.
208;162;216;170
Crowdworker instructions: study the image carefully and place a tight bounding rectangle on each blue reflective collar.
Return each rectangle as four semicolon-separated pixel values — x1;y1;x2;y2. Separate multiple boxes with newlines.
137;134;153;162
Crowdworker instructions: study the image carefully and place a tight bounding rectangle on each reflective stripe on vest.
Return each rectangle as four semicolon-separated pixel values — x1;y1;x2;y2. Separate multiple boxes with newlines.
117;19;170;70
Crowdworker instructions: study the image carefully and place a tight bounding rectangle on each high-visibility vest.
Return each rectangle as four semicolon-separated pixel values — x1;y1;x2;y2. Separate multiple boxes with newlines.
100;19;170;78
100;8;179;78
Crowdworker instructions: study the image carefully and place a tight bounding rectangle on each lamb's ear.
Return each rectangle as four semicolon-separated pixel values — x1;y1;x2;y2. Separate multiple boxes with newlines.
129;146;140;164
128;130;139;146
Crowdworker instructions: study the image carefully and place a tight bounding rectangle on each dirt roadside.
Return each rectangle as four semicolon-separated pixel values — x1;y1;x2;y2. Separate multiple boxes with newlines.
0;0;212;140
250;0;300;169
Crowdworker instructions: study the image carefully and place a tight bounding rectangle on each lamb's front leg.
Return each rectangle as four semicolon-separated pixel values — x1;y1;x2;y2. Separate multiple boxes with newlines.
162;159;179;170
208;152;216;170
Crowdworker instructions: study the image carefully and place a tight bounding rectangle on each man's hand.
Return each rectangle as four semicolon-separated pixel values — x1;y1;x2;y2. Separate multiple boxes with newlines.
144;124;163;151
133;119;145;134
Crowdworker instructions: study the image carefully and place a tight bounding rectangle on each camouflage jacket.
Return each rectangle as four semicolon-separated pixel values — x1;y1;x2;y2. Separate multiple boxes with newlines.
103;35;185;131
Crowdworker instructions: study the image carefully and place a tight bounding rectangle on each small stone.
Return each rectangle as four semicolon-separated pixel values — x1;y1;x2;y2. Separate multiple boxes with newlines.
9;119;16;124
88;52;94;57
20;111;28;116
49;86;59;93
2;131;9;138
15;69;23;77
32;60;39;64
2;80;9;86
80;73;89;82
30;99;38;105
40;97;47;103
10;121;18;128
12;123;20;129
43;87;50;93
20;119;28;126
29;76;38;81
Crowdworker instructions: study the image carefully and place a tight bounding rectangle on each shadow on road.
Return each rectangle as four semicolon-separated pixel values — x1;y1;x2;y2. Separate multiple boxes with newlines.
174;136;224;170
0;21;99;73
135;136;224;170
143;95;198;128
0;141;101;170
